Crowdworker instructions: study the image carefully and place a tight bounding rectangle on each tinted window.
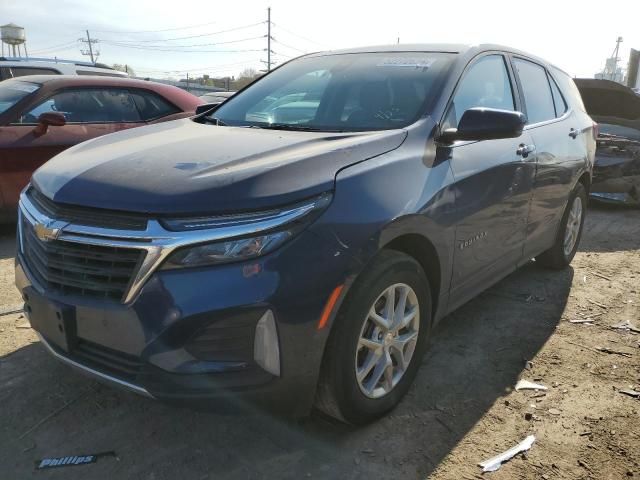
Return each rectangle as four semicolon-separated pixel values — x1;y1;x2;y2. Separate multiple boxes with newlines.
0;80;40;115
514;59;556;124
549;74;567;117
130;90;180;120
18;88;141;124
76;70;126;77
551;66;586;112
445;55;514;128
213;52;455;132
4;66;60;78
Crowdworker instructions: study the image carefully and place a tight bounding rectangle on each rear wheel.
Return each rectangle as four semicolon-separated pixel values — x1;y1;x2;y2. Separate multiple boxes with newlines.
537;183;587;269
315;250;431;424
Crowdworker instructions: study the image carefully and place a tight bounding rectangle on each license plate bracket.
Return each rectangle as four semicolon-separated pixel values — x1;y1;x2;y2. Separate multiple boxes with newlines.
25;287;76;352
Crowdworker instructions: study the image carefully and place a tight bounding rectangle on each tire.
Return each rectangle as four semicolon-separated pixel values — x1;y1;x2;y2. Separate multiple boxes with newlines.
536;182;587;269
315;250;432;424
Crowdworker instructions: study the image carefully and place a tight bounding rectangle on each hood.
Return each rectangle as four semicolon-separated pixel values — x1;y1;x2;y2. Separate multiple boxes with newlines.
33;119;407;215
574;78;640;138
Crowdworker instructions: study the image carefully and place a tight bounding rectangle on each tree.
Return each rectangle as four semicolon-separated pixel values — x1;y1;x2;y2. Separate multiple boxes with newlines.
112;64;135;76
232;68;262;90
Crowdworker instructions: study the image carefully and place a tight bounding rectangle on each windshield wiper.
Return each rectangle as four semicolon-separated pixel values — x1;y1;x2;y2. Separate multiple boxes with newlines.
253;123;339;132
204;116;227;126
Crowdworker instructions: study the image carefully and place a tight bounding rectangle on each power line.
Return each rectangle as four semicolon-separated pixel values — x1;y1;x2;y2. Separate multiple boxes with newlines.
92;21;218;35
103;35;265;50
29;40;79;53
271;38;307;54
135;58;262;75
271;22;331;49
101;42;264;53
103;22;265;43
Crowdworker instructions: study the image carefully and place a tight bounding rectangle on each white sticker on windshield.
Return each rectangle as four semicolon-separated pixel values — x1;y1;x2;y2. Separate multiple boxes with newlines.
377;57;436;68
10;83;39;93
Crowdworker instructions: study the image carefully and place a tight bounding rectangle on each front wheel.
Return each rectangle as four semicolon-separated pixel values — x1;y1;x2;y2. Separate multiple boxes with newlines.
537;183;587;269
315;250;431;424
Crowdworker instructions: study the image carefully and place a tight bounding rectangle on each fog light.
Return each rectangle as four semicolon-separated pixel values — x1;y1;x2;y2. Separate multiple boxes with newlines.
254;310;280;376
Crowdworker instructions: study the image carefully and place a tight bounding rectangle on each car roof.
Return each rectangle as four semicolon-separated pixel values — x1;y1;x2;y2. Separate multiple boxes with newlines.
4;74;170;89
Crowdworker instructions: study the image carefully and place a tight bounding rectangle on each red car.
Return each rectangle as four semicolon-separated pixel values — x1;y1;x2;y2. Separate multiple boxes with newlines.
0;75;203;221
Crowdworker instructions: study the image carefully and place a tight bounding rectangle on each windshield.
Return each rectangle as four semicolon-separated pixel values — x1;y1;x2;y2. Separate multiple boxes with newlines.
211;52;454;132
0;80;40;115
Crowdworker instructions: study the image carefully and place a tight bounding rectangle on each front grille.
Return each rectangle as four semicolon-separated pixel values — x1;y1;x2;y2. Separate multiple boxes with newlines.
27;187;148;231
21;216;144;301
72;339;142;381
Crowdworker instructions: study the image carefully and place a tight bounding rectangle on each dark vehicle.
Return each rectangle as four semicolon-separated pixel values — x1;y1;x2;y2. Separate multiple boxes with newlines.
575;78;640;206
15;44;595;424
0;75;203;221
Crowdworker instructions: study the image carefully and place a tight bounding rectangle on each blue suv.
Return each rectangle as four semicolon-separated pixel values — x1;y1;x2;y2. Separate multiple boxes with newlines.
16;44;595;424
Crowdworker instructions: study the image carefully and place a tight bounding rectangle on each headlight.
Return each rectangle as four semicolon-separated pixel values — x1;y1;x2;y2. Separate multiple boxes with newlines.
160;193;331;269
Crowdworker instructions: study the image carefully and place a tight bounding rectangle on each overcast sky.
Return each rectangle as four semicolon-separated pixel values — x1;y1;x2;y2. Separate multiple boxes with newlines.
1;0;639;80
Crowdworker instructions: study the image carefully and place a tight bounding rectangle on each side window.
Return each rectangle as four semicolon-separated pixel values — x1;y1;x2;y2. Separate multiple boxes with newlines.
445;55;515;128
513;59;556;124
130;90;180;121
6;66;60;78
549;74;567;117
17;88;141;124
76;70;125;77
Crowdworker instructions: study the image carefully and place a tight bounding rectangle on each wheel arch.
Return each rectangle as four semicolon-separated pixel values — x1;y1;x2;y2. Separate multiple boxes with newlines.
381;233;442;322
577;170;591;194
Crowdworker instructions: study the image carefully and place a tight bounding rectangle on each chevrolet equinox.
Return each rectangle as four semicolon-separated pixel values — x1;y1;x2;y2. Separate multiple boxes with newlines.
16;44;596;424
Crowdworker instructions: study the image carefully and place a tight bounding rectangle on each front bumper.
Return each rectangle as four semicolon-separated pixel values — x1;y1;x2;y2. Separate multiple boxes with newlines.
15;197;354;415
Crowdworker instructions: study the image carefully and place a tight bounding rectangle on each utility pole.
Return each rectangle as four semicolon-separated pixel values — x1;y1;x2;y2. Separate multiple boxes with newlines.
186;72;190;92
267;7;272;71
611;36;623;80
79;30;99;64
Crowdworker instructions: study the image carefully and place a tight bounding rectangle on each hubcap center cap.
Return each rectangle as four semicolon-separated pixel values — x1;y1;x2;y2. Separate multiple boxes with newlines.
384;332;394;346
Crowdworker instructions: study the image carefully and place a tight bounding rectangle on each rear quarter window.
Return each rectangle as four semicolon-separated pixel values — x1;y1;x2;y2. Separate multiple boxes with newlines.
130;90;181;120
549;66;586;112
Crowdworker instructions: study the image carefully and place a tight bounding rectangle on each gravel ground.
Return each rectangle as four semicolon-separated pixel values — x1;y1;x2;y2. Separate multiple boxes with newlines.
0;205;638;480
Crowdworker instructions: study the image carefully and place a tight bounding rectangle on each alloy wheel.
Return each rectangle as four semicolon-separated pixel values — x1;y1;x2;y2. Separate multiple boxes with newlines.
563;195;583;256
355;283;420;399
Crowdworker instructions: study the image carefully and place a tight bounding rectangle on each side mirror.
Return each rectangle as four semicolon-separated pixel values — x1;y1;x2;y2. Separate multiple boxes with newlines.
33;111;66;136
439;107;526;143
195;102;222;116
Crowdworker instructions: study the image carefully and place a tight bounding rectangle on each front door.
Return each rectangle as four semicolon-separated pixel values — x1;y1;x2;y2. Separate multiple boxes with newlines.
443;53;537;308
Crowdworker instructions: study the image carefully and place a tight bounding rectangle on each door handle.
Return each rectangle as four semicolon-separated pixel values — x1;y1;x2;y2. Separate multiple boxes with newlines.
569;128;580;139
516;143;536;158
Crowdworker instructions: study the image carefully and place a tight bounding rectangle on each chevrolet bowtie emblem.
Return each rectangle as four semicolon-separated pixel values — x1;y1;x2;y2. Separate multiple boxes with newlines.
34;221;63;242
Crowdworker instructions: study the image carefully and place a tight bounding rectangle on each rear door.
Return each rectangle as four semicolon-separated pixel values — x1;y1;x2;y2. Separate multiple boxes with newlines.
511;58;588;260
446;53;537;308
1;87;144;213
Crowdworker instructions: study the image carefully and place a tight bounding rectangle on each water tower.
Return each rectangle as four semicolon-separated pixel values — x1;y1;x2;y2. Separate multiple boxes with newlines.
1;23;28;58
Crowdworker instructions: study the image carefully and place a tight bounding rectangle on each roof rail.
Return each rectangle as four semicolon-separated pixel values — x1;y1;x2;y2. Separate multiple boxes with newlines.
0;56;115;70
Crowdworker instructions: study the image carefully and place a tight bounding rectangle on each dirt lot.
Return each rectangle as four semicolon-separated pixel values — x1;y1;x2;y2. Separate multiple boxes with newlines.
0;205;638;480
